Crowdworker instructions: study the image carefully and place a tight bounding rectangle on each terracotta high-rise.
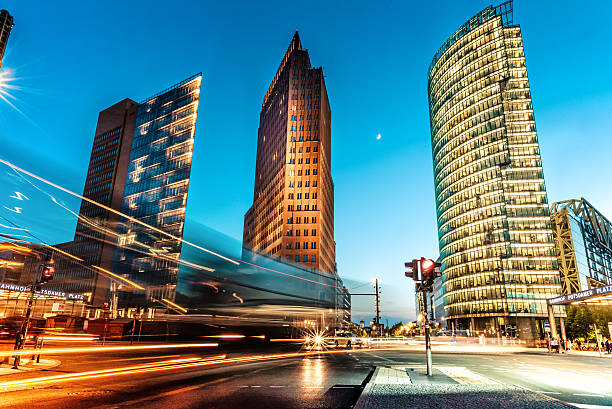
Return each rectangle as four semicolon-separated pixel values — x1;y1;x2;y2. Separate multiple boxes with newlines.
244;32;335;274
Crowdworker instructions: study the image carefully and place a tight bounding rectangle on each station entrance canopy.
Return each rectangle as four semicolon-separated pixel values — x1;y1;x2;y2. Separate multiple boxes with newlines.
549;285;612;306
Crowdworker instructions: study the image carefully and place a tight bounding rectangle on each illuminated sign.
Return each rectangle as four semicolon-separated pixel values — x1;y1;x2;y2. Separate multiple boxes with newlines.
549;285;612;305
0;282;85;300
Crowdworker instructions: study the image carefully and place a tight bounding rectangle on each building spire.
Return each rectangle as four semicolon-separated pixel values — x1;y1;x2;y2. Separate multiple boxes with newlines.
290;30;302;52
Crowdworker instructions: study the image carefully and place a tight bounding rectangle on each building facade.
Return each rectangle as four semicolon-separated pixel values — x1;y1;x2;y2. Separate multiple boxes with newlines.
0;9;13;69
243;32;335;274
428;1;561;340
52;99;138;306
551;198;612;294
114;74;202;304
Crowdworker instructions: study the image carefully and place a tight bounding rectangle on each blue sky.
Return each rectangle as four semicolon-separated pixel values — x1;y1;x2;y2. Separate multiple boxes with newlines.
1;0;611;324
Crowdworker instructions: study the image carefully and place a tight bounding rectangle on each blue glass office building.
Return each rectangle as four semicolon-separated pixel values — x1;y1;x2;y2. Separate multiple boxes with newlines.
115;74;202;303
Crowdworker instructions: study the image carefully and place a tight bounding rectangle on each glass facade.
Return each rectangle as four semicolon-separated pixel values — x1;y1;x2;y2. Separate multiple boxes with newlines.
428;2;561;326
551;198;612;293
115;74;202;304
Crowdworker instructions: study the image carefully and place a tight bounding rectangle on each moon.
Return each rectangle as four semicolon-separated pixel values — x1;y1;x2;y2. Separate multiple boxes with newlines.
376;133;382;140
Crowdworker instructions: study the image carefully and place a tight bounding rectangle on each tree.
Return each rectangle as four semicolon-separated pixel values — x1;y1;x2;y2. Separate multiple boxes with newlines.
565;305;612;340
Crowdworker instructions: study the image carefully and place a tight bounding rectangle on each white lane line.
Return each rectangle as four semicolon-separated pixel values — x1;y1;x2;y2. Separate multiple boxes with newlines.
251;385;261;388
535;391;561;395
569;404;612;409
332;386;356;389
269;385;286;388
514;384;532;391
573;393;604;397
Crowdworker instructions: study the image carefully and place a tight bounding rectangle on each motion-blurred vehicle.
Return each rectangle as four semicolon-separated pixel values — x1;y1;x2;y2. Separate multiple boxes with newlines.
333;332;364;348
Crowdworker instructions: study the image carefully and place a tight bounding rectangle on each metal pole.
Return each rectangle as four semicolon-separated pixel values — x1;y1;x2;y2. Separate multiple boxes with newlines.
102;315;108;346
423;292;432;376
12;278;37;368
375;279;380;337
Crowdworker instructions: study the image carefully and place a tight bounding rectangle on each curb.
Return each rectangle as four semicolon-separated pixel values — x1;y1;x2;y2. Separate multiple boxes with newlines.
353;367;379;409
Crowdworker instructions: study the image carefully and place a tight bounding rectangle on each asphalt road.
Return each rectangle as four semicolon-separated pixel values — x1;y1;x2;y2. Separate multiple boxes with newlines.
0;343;611;408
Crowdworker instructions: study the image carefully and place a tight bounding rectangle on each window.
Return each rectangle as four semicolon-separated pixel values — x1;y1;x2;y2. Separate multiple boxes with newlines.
296;230;301;236
312;229;317;236
286;243;292;249
302;255;308;262
312;193;317;199
286;230;293;236
311;255;316;262
295;242;300;249
304;229;309;236
305;193;309;199
295;255;300;262
312;217;317;223
311;242;317;249
304;217;309;223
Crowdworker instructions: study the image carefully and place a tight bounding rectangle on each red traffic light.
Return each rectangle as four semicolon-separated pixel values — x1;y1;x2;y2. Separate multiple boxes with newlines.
40;265;55;283
421;258;435;273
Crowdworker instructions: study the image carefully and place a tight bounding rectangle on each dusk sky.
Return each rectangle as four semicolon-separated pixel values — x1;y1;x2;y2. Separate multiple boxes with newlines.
1;0;611;324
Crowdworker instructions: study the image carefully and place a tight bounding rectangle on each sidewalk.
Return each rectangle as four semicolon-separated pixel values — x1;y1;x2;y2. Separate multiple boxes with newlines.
354;366;574;409
0;358;61;375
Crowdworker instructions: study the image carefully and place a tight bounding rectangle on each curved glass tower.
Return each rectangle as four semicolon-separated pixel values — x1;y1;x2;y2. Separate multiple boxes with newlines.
428;1;561;340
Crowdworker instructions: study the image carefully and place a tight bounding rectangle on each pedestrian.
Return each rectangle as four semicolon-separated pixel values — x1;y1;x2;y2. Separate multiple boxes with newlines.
577;339;582;351
605;339;610;354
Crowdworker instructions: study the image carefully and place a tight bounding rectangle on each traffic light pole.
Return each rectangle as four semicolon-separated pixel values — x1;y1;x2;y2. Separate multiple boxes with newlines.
12;278;37;368
375;279;381;337
422;290;432;376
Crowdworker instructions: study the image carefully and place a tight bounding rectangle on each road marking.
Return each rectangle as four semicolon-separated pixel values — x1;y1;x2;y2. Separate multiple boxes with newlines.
573;393;604;397
269;385;285;388
332;386;356;388
569;404;612;409
535;391;561;395
513;384;532;391
251;385;261;388
303;386;324;389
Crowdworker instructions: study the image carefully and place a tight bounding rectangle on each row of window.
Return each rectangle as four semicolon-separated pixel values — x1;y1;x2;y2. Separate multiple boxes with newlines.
285;242;317;250
287;216;317;224
286;229;317;236
287;204;318;211
288;157;318;164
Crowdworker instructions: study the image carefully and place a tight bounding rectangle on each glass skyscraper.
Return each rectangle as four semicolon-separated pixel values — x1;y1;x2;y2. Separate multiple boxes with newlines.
116;74;202;304
428;1;561;340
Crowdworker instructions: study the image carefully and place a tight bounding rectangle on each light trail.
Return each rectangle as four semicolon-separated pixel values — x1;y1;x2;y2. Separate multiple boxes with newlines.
160;298;188;313
0;158;238;266
92;265;145;290
0;348;398;390
0;356;223;390
0;342;218;358
236;258;341;289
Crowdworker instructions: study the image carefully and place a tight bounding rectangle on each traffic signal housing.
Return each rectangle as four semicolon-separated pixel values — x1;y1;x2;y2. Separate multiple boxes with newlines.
420;258;442;289
404;260;418;280
40;264;55;284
